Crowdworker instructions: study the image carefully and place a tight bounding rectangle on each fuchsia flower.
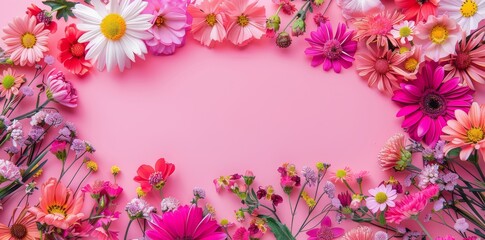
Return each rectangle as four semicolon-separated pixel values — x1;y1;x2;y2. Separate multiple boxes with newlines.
144;0;190;55
134;158;175;192
187;0;227;47
2;15;49;66
45;69;78;108
305;22;357;73
385;185;438;224
392;62;474;145
223;0;266;46
442;102;485;161
394;0;439;22
147;205;227;240
306;216;344;240
29;178;85;229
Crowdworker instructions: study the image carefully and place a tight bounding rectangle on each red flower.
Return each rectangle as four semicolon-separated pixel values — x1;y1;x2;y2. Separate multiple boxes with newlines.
58;24;92;76
26;4;57;33
134;158;175;192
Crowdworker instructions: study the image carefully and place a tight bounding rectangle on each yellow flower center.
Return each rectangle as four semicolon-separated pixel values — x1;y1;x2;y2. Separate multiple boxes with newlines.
467;127;484;143
154;15;165;27
335;169;347;179
399;47;410;54
47;205;67;217
460;0;478;17
404;58;419;72
100;14;127;41
399;26;412;37
206;13;217;27
21;33;36;48
2;75;16;89
237;15;249;27
375;192;388;204
430;25;448;44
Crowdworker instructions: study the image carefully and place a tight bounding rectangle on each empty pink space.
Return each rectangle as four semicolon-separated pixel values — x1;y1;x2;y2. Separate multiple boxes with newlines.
1;0;485;239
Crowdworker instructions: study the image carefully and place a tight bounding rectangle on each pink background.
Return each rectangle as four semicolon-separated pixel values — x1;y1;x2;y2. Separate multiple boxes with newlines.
1;0;485;239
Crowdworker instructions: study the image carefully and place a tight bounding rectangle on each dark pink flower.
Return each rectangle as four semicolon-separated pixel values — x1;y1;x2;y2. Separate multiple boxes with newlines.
392;62;474;145
305;22;357;73
50;140;67;160
233;227;250;240
306;216;345;240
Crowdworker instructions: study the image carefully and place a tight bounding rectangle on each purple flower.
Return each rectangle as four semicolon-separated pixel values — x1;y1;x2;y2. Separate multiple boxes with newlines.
20;86;34;96
44;55;55;65
192;187;206;199
433;197;446;211
306;216;344;240
28;125;45;142
392;62;474;145
302;166;317;187
125;198;155;220
440;172;458;191
323;181;335;198
374;231;388;240
454;218;469;233
71;139;85;154
305;22;357;73
45;112;63;126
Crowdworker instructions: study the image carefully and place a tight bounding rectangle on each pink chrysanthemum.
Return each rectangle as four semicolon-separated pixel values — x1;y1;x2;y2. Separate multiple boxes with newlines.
356;46;408;94
392;62;474;145
342;226;374;240
442;102;485;161
223;0;266;46
187;0;227;47
0;68;24;99
353;10;405;48
385;187;437;224
146;205;227;240
442;31;485;90
305;22;357;73
414;15;462;61
306;216;344;240
144;0;190;55
2;15;49;66
394;0;440;22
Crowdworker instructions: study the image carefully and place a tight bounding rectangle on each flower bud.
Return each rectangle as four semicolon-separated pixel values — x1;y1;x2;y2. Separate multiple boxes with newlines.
291;18;305;36
276;32;292;48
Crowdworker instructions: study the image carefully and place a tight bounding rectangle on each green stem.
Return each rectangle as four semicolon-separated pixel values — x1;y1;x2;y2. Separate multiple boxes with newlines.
13;100;51;120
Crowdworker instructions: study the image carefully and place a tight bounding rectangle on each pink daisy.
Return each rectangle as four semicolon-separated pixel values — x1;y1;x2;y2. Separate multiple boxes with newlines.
353;10;405;48
304;22;357;73
366;184;397;213
306;216;345;240
392;62;474;145
356;46;408;94
187;0;227;47
394;0;440;22
342;226;374;240
330;167;353;183
144;0;190;55
223;0;266;46
2;15;49;66
441;102;485;161
0;68;25;99
414;15;462;61
442;31;485;90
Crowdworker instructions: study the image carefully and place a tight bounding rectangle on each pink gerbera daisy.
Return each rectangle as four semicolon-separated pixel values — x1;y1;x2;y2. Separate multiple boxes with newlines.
394;0;440;22
0;68;25;99
441;102;485;161
306;216;345;240
144;0;190;55
2;15;49;66
223;0;266;46
353;10;405;48
187;0;227;47
305;22;357;73
414;15;462;61
356;46;408;94
392;62;474;145
146;205;227;240
442;31;485;90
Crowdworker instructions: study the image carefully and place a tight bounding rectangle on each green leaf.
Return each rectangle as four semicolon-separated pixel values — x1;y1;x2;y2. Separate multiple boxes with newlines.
259;216;296;240
446;147;461;158
42;0;77;21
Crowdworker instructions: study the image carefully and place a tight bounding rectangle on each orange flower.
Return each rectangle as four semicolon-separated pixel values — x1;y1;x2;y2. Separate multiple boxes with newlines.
0;209;40;240
29;178;84;229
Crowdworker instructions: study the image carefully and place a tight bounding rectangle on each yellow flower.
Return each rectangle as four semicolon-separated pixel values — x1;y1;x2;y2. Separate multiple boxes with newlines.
265;185;274;200
32;164;43;178
254;218;268;233
206;203;216;216
86;160;98;172
301;191;316;208
136;186;146;198
111;165;121;176
220;219;230;227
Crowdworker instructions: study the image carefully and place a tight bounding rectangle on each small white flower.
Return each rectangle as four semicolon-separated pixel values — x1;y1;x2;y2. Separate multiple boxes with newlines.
161;197;179;212
454;218;469;233
390;20;416;44
366;184;397;213
418;164;439;188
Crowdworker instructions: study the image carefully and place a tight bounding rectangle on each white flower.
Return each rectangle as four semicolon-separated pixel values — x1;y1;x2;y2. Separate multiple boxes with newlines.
418;164;439;188
161;197;179;212
433;197;446;211
30;111;47;126
454;218;469;233
391;20;416;44
366;184;397;213
337;0;384;20
73;0;153;72
438;0;485;34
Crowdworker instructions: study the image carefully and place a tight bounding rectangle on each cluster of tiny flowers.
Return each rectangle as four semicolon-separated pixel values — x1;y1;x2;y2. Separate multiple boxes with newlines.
301;166;317;187
125;198;155;220
161;197;180;212
0;159;21;182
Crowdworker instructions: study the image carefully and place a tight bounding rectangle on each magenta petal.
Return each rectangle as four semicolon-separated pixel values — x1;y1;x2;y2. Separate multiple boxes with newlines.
438;77;460;93
331;227;345;238
321;216;332;227
402;111;423;128
392;90;419;104
307;229;319;236
396;105;420;117
417;116;432;137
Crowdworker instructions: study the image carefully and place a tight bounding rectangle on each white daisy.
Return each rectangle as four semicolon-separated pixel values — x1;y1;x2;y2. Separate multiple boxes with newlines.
438;0;485;34
366;184;397;214
72;0;153;72
390;20;416;45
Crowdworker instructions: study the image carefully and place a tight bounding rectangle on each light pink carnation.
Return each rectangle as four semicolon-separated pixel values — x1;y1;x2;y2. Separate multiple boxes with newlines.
45;69;78;108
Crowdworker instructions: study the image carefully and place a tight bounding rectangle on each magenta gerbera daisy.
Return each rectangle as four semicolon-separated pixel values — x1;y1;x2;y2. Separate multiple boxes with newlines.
392;61;474;145
146;205;227;240
305;22;357;73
